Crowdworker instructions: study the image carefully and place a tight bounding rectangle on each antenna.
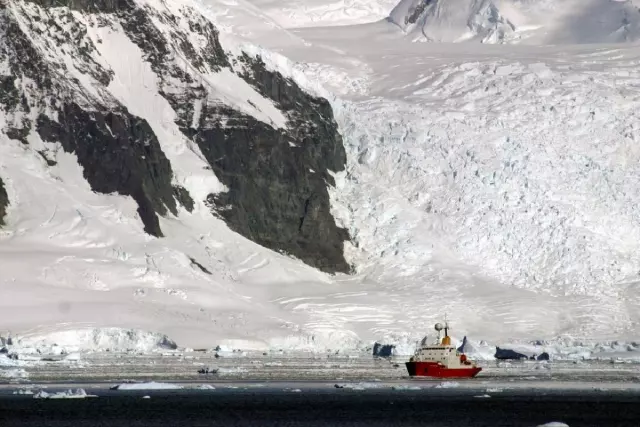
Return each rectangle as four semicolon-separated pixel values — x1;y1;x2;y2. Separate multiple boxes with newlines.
444;313;449;337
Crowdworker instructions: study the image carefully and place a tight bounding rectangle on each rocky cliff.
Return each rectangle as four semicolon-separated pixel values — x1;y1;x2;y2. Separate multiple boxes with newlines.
0;0;350;272
0;176;7;226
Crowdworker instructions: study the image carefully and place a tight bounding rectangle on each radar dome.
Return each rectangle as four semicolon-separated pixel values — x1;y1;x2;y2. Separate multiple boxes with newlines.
434;323;443;331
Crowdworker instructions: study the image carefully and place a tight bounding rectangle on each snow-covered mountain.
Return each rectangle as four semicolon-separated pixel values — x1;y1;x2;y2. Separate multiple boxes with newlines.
0;0;354;348
1;0;353;272
2;0;640;354
388;0;517;43
386;0;640;44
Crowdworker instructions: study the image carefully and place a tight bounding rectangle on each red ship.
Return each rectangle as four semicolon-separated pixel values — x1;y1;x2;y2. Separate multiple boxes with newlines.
406;319;482;378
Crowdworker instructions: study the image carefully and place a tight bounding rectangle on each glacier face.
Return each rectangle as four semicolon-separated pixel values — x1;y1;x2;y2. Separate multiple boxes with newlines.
334;63;640;298
278;23;640;341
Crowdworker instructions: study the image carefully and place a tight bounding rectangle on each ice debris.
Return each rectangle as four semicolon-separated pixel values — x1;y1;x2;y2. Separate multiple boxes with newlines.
434;381;460;389
392;385;421;391
110;382;183;390
195;384;216;390
34;389;95;399
334;382;381;390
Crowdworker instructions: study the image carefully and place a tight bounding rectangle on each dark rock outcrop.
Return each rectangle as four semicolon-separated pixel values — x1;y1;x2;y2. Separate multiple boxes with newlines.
457;335;469;353
536;352;550;361
373;342;395;357
197;105;350;274
196;55;350;274
173;186;194;213
36;104;176;237
189;256;212;275
24;0;131;13
405;0;436;25
495;347;529;360
0;176;8;226
0;75;21;112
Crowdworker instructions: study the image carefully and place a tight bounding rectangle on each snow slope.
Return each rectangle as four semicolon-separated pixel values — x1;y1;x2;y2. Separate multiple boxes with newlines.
385;0;640;44
244;0;399;28
2;0;640;356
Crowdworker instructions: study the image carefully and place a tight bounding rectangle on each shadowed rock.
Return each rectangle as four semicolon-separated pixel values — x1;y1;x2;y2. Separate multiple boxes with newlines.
196;54;351;274
373;343;395;357
495;347;529;360
0;176;8;226
24;0;133;13
36;104;176;237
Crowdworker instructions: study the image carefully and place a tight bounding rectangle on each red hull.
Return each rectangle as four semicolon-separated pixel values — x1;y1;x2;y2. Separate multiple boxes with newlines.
405;361;482;378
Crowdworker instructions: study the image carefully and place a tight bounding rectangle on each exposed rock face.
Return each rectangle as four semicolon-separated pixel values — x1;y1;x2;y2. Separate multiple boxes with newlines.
494;347;528;360
405;0;435;25
2;0;176;237
99;1;349;272
372;342;395;357
36;104;176;237
0;0;350;272
195;55;350;274
0;176;8;226
25;0;130;12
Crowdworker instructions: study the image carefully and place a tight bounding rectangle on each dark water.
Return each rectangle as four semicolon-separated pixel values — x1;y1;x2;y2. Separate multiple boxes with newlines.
1;389;640;427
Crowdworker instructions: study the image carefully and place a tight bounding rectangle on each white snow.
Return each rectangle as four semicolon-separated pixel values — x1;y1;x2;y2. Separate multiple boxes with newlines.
111;382;184;390
245;0;399;28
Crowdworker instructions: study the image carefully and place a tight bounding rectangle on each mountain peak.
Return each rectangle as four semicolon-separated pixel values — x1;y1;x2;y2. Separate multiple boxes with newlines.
388;0;517;43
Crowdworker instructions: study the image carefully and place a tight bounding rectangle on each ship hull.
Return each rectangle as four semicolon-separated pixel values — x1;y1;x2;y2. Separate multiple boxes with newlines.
405;361;482;378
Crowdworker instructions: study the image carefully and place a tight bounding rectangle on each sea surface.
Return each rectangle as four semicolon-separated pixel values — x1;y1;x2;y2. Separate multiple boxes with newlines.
3;353;640;426
1;386;640;427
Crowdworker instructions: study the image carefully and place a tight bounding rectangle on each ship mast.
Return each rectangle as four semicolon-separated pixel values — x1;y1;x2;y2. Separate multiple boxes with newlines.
444;313;449;338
